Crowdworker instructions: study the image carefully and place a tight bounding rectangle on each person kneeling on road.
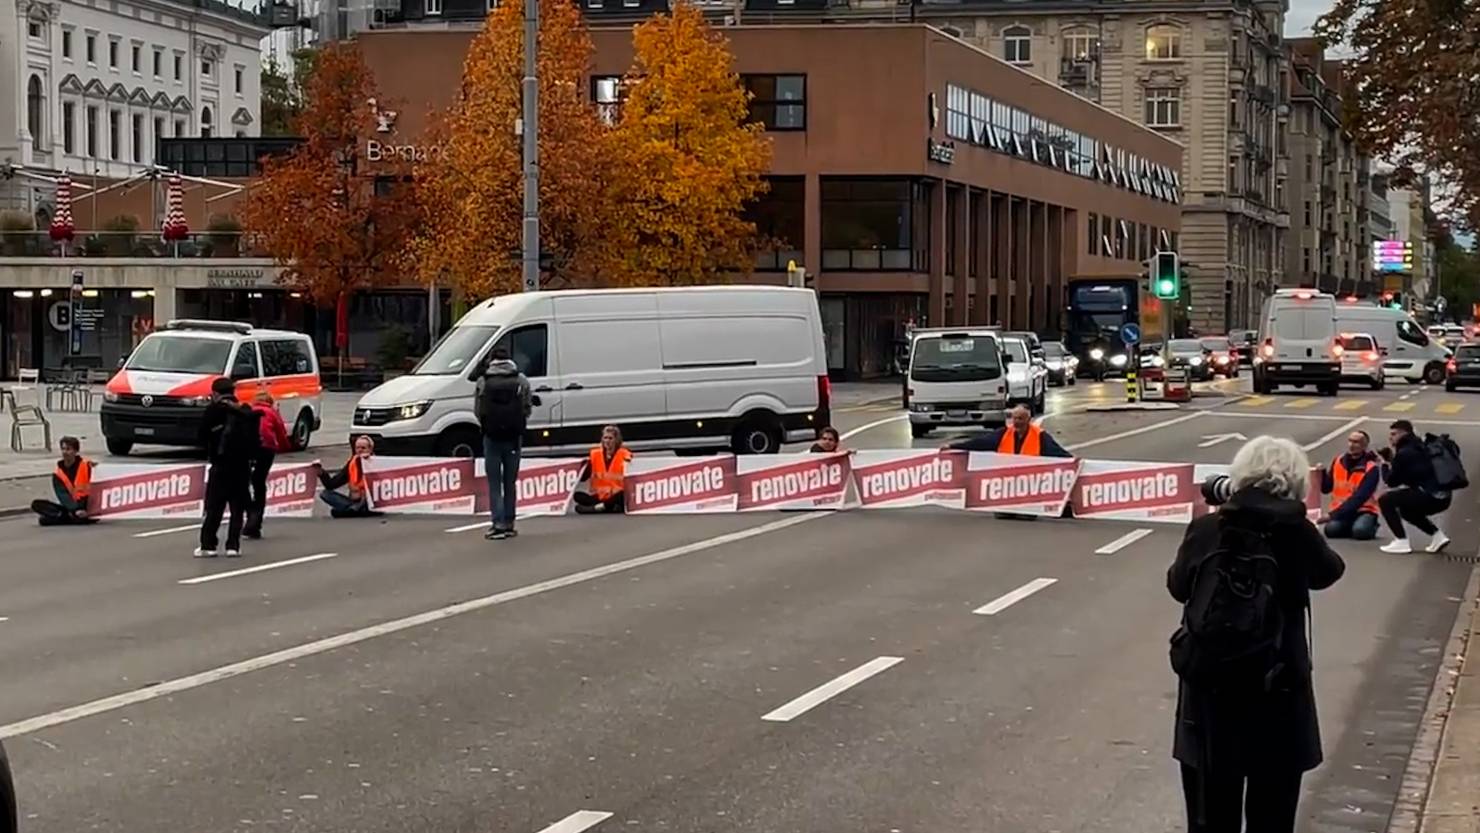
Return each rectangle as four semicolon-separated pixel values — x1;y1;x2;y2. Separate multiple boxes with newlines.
314;435;380;519
1377;419;1451;554
810;426;844;453
574;425;631;514
32;435;97;526
949;405;1071;457
1319;429;1382;541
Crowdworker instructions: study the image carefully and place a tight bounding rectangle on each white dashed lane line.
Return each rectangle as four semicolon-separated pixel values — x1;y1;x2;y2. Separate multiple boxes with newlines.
177;553;340;585
133;524;200;539
534;811;614;833
761;656;905;723
973;577;1059;615
1094;528;1154;555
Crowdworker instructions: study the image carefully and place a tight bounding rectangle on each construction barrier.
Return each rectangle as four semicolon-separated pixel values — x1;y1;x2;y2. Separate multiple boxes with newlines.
71;452;1329;524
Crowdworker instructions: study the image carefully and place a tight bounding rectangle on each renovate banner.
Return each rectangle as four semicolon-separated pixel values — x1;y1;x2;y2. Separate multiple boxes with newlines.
624;455;739;514
963;453;1080;517
1071;459;1197;524
473;457;586;518
260;462;318;519
850;449;967;509
86;462;207;520
362;456;478;515
735;452;854;511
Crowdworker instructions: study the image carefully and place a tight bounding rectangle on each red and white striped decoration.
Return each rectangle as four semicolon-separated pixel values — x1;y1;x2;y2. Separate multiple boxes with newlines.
161;172;189;241
49;174;75;242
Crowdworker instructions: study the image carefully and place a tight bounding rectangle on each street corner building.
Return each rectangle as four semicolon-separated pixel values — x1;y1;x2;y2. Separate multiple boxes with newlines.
356;22;1183;379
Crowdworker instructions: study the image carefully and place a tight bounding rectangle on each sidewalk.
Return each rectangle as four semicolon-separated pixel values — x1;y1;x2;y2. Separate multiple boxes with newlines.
1417;566;1480;833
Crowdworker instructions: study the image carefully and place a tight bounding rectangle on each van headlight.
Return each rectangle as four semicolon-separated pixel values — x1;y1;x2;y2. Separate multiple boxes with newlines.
393;401;433;421
183;396;212;407
1189;356;1204;366
1089;347;1105;361
103;390;120;403
1109;354;1127;367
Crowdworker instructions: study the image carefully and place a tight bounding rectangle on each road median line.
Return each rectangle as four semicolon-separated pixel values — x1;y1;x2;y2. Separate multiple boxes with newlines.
760;656;904;722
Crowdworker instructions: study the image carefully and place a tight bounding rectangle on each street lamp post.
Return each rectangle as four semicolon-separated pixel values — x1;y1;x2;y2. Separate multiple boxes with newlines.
520;0;540;293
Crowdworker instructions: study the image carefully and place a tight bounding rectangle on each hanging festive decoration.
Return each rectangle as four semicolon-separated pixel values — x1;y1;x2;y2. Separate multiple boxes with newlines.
161;173;190;242
49;175;76;242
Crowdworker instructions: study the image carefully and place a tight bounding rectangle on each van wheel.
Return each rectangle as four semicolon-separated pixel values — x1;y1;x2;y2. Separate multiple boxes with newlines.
1423;362;1446;385
105;438;133;455
436;427;481;458
291;410;314;451
732;416;782;455
911;424;932;439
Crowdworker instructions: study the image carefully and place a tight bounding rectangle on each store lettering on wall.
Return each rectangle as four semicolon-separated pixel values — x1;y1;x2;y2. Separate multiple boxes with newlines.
365;140;442;164
928;139;956;165
206;268;267;289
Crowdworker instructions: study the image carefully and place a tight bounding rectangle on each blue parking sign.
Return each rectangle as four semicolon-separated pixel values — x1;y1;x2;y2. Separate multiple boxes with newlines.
1120;323;1141;346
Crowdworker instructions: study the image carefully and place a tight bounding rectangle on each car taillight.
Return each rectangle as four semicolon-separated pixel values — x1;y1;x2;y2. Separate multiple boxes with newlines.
817;375;831;410
1448;359;1457;372
1332;342;1344;359
1261;340;1274;358
1365;351;1379;362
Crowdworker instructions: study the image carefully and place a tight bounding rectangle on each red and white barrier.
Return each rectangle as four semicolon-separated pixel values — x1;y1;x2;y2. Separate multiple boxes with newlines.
261;462;318;518
625;456;739;515
736;452;853;511
474;457;586;518
87;463;206;520
964;454;1080;517
1072;460;1198;524
851;450;965;509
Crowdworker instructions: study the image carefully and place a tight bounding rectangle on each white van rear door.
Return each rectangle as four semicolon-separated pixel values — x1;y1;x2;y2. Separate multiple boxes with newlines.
553;293;665;431
1272;301;1335;361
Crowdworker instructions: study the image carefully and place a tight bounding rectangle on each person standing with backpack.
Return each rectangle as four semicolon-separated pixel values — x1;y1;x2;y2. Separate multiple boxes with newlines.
474;346;531;540
1168;436;1345;833
196;378;261;557
1377;419;1455;554
243;391;291;539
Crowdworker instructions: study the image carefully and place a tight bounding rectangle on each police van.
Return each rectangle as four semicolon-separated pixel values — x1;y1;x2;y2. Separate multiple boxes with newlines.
101;320;323;455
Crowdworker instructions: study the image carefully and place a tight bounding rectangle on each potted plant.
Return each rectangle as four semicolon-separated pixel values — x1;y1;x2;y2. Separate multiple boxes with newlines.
204;214;242;258
101;214;139;256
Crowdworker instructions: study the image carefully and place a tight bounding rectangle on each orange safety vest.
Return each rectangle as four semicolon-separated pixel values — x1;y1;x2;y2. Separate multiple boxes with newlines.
997;424;1042;456
347;455;367;500
55;457;92;502
589;447;632;500
1331;456;1379;515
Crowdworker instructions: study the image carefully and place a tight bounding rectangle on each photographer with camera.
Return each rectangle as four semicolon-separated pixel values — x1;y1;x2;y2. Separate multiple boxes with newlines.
1377;419;1451;555
1318;430;1382;541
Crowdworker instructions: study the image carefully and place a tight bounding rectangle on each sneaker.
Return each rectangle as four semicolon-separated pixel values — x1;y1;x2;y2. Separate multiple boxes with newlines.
484;527;503;540
1426;531;1452;554
224;549;242;558
503;528;518;539
1380;538;1414;554
193;547;217;558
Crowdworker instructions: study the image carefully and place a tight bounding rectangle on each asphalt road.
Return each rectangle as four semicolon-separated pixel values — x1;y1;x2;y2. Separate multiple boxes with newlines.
1;374;1476;832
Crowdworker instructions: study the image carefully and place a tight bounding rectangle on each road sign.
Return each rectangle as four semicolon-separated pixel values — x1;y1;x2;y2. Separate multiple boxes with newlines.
1119;323;1141;345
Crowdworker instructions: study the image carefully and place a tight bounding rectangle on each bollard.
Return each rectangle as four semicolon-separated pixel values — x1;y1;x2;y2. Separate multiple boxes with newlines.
1125;371;1138;403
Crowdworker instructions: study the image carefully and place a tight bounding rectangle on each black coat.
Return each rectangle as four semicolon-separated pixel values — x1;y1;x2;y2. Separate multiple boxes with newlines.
1384;433;1442;494
1167;487;1345;773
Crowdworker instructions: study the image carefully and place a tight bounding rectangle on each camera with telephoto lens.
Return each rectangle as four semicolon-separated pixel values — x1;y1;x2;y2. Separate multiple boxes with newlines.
1201;474;1234;506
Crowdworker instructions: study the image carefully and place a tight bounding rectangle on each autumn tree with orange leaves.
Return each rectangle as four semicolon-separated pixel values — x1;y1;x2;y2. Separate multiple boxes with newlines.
611;1;771;282
409;0;626;300
239;42;418;369
1315;1;1480;229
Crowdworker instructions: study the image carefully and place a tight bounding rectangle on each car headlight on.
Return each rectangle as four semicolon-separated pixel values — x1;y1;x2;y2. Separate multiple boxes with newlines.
1189;356;1204;366
1089;347;1105;361
393;400;433;421
103;390;120;403
1109;354;1127;367
911;403;932;413
1046;360;1062;370
184;395;213;407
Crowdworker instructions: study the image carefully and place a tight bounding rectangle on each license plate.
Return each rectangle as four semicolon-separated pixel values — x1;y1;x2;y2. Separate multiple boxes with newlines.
134;426;155;436
947;409;968;418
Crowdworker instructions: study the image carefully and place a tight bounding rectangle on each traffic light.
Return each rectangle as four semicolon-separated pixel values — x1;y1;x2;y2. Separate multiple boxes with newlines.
1151;251;1180;300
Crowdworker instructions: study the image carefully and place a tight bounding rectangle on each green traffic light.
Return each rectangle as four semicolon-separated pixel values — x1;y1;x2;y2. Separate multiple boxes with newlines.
1156;278;1176;297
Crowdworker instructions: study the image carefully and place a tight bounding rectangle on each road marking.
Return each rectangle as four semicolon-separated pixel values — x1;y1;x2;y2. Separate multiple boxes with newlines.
1300;417;1368;453
534;811;614;833
1436;403;1466;415
1333;399;1368;411
1285;398;1319;409
1064;411;1204;451
841;414;908;440
445;520;492;533
973;577;1059;615
133;524;199;539
1242;395;1276;407
1211;411;1356;422
0;617;8;624
1384;401;1417;412
1197;432;1246;448
760;656;904;722
178;553;340;585
0;515;822;740
1095;529;1154;555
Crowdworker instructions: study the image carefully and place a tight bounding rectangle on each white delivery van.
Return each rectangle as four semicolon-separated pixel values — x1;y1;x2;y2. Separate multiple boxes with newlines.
1334;303;1452;384
1253;289;1342;395
905;329;1009;439
351;287;830;457
101;320;323;455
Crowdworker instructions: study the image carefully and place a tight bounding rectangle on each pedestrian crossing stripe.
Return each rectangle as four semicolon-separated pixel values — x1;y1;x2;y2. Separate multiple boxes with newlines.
1436;403;1466;415
1284;398;1318;409
1242;395;1276;407
1383;401;1417;412
1333;400;1367;411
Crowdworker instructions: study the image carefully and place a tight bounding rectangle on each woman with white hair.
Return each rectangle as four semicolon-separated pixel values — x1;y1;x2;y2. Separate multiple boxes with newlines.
1167;436;1345;833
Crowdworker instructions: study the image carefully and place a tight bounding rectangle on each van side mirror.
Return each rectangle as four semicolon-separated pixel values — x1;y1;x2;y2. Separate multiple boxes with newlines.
116;357;127;370
531;394;542;407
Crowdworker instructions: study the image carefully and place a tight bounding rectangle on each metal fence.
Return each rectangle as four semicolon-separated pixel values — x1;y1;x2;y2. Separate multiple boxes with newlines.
0;230;254;258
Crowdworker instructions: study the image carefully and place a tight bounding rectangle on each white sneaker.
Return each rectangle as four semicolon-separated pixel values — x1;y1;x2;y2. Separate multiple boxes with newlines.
1426;532;1452;554
193;547;217;558
224;549;242;558
1380;538;1413;554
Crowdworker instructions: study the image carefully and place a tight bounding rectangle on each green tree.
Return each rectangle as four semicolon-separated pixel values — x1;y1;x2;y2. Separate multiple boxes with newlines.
1435;230;1480;321
260;47;320;136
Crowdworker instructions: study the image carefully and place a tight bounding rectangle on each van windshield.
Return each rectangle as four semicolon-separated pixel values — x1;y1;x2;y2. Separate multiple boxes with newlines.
911;336;1002;382
412;325;501;375
125;336;232;374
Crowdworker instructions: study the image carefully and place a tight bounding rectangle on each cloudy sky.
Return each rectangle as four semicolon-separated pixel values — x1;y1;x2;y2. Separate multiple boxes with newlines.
1285;0;1332;36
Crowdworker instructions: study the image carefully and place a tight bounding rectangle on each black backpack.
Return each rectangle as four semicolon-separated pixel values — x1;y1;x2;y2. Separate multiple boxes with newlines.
1424;432;1468;491
479;373;526;436
1170;518;1286;690
216;404;261;461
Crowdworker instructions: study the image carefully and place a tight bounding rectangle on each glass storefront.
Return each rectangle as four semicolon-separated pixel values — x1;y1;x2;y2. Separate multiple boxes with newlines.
818;292;926;379
2;289;153;377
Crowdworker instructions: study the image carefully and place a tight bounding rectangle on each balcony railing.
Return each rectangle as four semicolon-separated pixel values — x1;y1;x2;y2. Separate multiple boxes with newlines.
0;230;254;258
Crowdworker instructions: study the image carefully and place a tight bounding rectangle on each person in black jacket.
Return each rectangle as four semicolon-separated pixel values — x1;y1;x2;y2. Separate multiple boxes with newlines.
474;346;531;540
0;738;15;833
1378;419;1451;554
1168;436;1345;833
196;377;259;558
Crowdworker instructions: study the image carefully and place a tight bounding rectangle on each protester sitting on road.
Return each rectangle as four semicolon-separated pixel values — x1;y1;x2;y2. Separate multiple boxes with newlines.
574;425;631;514
314;435;380;519
1318;429;1382;541
809;426;843;453
31;435;97;526
244;391;291;540
1168;436;1345;833
1378;419;1451;554
949;405;1071;456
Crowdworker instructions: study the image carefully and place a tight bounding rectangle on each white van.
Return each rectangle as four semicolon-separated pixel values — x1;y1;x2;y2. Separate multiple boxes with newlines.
351;287;830;457
1253;289;1342;395
101;320;323;455
905;329;1009;438
1336;303;1452;384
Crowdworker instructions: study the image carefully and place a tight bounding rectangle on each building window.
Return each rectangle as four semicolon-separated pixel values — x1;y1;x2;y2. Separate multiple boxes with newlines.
108;110;120;160
131;43;141;73
202;59;214;78
746;177;805;270
1304;201;1311;224
85;33;96;64
63;101;75;154
1063;30;1098;61
62;28;72;58
173;53;182;81
175;117;185;137
821;178;927;271
591;75;624;125
1144;87;1181;127
426;0;443;14
1088;212;1098;255
200;106;213;138
153;48;163;77
26;75;44;148
742;74;806;131
108;39;119;69
946;84;971;141
86;106;97;156
1003;26;1032;64
234;66;244;95
131;113;143;163
1146;25;1183;60
27;20;41;39
155;116;165;143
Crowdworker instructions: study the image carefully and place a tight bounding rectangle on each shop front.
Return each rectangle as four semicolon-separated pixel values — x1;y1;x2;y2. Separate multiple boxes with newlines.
2;288;155;377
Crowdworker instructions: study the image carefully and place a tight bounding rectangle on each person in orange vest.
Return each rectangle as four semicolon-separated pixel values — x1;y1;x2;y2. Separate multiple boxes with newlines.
949;405;1071;457
574;425;631;514
1318;429;1382;540
31;435;98;526
313;435;380;518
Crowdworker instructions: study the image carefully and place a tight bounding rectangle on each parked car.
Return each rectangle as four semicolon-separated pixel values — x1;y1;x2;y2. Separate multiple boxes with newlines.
1446;342;1480;391
1041;341;1079;386
1199;336;1240;378
1337;332;1386;389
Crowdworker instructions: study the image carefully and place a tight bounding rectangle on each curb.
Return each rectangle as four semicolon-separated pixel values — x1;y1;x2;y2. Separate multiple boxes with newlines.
1386;562;1480;833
